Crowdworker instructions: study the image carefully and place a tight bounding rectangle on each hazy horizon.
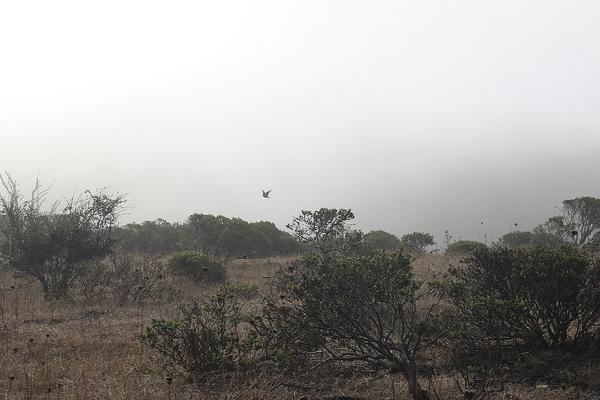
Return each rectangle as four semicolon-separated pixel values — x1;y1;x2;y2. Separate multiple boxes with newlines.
2;1;599;243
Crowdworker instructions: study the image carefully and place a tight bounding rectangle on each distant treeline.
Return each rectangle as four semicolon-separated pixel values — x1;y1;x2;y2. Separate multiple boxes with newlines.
116;213;299;259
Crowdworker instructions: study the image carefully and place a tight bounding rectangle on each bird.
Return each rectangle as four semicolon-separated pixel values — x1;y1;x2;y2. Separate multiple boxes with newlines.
262;190;271;198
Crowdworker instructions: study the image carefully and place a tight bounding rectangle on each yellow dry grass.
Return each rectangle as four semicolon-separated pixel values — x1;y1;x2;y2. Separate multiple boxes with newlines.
0;256;595;399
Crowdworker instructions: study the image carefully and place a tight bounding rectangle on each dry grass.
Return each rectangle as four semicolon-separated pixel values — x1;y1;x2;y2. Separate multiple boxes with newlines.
0;255;597;399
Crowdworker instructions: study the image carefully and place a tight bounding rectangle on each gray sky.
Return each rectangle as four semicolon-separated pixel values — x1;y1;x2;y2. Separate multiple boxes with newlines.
1;0;599;243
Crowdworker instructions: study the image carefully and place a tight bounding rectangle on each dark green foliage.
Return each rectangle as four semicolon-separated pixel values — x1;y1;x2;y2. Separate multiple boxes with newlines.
250;221;298;256
498;230;566;249
437;246;600;351
286;208;357;254
446;240;487;256
248;295;325;368
117;219;187;255
400;232;435;254
497;231;537;249
188;215;258;259
216;217;257;259
187;213;230;255
432;246;600;395
169;251;226;283
141;288;244;380
187;214;298;260
117;214;298;260
260;252;443;399
364;230;401;251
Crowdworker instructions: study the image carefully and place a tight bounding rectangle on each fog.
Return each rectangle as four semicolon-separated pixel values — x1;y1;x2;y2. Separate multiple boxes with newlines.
1;0;599;242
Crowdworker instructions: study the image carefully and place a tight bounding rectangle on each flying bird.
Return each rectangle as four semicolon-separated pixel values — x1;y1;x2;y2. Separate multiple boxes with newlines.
262;190;271;198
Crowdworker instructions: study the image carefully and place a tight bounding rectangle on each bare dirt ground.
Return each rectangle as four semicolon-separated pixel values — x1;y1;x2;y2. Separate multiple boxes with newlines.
0;255;596;399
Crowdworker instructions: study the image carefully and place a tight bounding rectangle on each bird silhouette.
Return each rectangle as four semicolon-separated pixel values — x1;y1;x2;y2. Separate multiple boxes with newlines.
262;190;271;198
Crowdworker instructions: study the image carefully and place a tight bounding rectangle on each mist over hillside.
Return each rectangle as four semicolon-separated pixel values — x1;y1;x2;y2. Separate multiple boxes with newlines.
2;1;600;398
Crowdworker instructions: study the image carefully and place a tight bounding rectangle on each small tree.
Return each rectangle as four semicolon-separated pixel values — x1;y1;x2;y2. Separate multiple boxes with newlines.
364;230;402;251
266;252;446;400
400;232;435;254
286;208;357;253
563;197;600;247
446;240;487;256
535;197;600;249
0;174;124;300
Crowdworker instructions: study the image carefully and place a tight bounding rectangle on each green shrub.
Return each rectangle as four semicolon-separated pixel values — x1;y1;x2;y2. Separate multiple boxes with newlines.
497;231;537;249
446;240;487;256
497;230;566;249
256;252;445;400
248;296;325;369
169;251;226;283
141;288;244;381
400;232;436;254
437;246;600;352
364;230;401;251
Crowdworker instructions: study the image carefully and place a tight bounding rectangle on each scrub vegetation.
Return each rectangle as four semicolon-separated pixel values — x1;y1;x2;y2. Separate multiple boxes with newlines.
2;174;600;399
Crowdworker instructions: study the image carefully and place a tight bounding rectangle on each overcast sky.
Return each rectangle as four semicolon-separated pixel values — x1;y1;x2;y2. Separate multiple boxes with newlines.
1;0;599;243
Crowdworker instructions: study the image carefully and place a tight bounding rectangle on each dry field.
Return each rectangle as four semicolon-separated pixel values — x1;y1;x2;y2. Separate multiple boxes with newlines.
0;255;595;399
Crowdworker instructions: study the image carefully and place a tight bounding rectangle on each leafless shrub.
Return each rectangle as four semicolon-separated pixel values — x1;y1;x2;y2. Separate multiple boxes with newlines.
0;172;125;301
79;253;178;305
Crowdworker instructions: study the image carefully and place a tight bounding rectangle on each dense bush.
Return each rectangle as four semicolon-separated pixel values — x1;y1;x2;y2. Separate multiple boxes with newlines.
497;231;538;249
364;230;401;251
497;230;567;249
117;219;187;255
256;252;445;400
250;221;299;256
118;214;298;259
248;295;325;368
142;288;244;381
437;246;600;352
400;232;436;254
169;251;226;283
446;240;487;256
187;214;298;259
